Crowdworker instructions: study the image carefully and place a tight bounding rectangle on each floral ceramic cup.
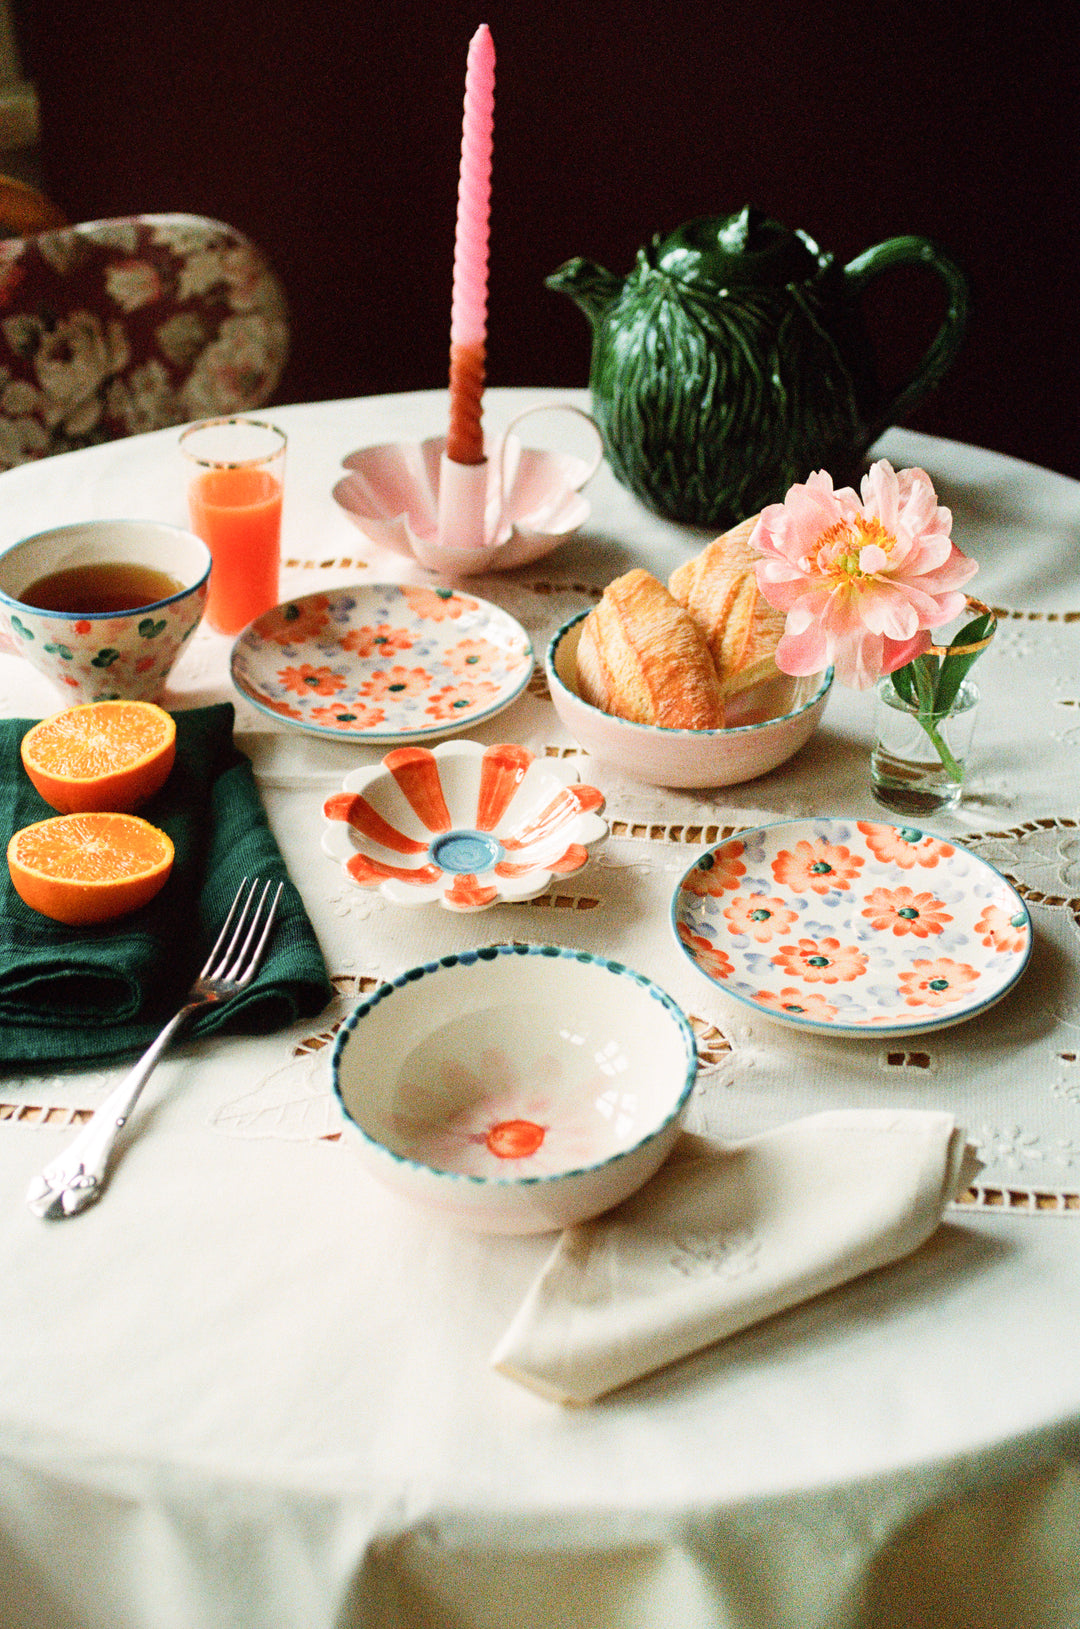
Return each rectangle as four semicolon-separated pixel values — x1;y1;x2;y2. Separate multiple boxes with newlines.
0;519;211;702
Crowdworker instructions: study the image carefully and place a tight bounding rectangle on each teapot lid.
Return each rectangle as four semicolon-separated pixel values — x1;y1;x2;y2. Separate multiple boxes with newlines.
651;206;824;288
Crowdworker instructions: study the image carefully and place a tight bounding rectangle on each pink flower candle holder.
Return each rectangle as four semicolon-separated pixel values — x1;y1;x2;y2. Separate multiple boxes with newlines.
333;404;603;576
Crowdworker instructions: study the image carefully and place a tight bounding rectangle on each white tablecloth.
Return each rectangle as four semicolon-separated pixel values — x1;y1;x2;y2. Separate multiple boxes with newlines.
1;390;1079;1629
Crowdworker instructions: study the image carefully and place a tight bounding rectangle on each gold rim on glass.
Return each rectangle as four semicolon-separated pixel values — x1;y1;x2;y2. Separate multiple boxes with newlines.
925;596;997;659
178;417;287;471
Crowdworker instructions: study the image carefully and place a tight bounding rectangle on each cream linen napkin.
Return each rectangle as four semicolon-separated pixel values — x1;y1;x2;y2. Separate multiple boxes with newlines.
491;1110;980;1404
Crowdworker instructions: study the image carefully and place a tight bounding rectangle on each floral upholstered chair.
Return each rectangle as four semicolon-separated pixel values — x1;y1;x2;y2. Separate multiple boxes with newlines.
0;209;290;471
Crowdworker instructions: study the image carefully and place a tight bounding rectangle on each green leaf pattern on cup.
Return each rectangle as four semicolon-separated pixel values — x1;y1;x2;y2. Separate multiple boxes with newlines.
2;575;208;701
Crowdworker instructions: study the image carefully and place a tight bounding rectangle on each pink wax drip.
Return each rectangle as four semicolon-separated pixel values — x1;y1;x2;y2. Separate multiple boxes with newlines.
446;23;494;466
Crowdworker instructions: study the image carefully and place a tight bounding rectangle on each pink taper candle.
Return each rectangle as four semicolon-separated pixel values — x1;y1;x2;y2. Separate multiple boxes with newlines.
446;23;495;467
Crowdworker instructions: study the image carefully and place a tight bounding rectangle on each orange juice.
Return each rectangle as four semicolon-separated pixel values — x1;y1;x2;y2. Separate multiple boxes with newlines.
188;465;282;634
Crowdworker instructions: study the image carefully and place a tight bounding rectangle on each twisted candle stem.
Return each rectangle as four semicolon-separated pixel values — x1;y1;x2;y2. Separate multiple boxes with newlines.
446;24;494;466
447;341;486;466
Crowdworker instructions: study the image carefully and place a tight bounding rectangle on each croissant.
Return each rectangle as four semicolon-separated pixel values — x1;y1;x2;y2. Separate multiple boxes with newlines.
576;568;727;730
668;516;787;697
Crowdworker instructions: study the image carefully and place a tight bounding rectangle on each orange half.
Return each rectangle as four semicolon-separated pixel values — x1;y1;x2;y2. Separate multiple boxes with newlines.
20;700;177;814
7;811;175;925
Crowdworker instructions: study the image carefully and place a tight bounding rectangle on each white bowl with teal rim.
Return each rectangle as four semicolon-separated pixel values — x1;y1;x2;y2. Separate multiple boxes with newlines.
331;943;698;1233
546;609;832;789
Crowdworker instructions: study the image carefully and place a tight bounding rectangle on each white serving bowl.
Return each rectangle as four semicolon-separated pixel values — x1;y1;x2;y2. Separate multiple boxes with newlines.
546;610;832;790
331;944;697;1234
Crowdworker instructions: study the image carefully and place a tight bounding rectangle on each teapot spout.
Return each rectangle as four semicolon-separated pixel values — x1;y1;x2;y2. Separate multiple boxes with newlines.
545;257;621;330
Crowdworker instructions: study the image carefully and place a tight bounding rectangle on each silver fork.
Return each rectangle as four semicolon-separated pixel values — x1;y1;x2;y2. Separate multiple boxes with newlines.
26;877;283;1219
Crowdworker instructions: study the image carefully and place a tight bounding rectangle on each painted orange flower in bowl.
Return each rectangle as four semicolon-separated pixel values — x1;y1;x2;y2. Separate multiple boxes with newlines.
322;739;607;911
389;1069;609;1180
671;818;1032;1037
331;945;697;1233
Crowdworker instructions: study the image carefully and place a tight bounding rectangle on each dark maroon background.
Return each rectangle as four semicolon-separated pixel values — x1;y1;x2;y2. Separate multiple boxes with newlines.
20;0;1079;477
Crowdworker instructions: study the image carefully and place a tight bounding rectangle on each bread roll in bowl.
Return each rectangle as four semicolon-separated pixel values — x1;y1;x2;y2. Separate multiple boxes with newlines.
667;515;787;698
575;567;727;730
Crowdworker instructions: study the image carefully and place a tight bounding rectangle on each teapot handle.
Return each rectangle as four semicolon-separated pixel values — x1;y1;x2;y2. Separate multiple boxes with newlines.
844;236;970;438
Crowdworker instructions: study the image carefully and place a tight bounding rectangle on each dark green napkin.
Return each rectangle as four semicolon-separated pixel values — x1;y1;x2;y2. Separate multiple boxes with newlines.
0;703;334;1072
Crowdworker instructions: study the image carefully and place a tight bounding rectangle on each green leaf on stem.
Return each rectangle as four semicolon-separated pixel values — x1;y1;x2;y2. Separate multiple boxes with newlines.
890;661;919;707
912;656;938;718
931;610;995;715
889;610;995;720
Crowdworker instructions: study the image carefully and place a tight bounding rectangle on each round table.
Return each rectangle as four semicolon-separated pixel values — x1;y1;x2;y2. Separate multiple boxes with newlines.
1;390;1079;1629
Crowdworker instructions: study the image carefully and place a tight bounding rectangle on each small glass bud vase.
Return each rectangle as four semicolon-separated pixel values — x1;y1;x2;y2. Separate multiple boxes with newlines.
870;674;980;815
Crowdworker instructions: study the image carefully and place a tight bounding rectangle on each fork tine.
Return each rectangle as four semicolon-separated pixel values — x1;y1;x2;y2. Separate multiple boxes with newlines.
198;877;254;979
217;879;283;985
210;880;262;981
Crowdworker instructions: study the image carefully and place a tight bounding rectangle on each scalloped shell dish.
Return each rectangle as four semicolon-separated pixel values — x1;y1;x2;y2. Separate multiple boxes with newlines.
332;408;603;576
322;738;608;911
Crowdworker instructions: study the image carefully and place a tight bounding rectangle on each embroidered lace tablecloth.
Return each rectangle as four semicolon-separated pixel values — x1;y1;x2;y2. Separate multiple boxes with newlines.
2;393;1080;1629
2;398;1077;1209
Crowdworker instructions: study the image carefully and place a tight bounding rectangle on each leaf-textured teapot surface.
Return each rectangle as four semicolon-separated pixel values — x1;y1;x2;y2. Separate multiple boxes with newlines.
547;207;969;530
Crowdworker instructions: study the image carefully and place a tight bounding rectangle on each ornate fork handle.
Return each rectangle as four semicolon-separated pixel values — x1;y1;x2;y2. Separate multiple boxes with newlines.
26;876;282;1221
25;998;210;1219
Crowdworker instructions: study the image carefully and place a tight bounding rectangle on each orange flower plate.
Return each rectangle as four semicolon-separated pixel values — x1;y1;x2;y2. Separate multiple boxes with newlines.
671;817;1031;1037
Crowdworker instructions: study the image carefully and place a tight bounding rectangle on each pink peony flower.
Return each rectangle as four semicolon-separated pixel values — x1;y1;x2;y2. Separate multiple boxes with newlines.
750;460;978;689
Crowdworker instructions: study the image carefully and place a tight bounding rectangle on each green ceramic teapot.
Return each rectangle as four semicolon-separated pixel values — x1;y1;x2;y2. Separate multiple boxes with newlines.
547;207;970;529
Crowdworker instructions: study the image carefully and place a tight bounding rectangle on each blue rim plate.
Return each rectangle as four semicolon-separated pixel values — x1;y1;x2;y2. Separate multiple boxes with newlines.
230;583;533;744
671;816;1032;1038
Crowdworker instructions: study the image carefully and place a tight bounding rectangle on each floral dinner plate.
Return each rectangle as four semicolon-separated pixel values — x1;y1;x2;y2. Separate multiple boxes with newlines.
671;817;1031;1038
230;584;533;743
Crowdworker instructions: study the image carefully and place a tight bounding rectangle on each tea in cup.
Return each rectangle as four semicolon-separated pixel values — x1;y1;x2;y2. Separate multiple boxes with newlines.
0;519;211;702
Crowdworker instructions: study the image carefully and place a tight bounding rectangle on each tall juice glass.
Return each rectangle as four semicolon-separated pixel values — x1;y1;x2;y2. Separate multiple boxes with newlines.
180;417;286;634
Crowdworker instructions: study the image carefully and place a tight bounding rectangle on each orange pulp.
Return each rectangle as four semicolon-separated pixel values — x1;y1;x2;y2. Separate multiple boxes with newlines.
7;811;175;924
20;701;176;813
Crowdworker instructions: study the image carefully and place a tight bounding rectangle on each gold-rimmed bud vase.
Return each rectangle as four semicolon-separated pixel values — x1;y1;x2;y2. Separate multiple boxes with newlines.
869;597;996;816
871;674;980;814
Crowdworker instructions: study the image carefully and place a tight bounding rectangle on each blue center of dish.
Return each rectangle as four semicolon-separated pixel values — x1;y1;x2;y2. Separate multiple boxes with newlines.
430;830;504;874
